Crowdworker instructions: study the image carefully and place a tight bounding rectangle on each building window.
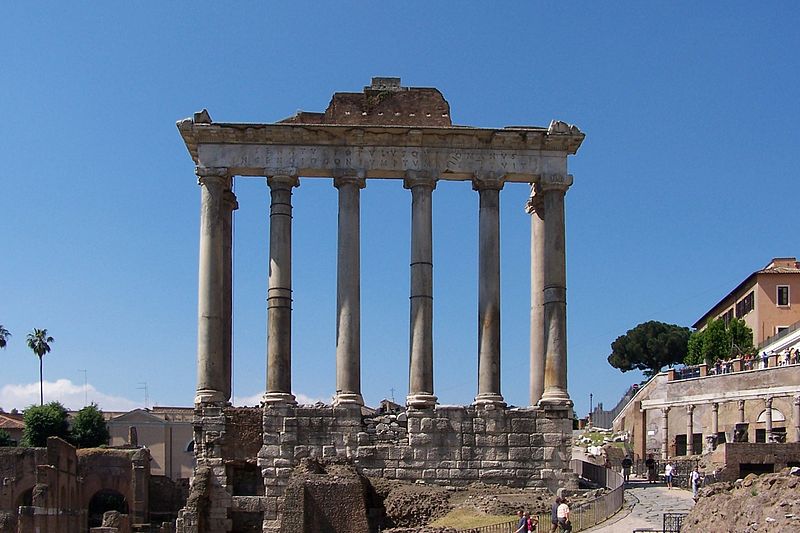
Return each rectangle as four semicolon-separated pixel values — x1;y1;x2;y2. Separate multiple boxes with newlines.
777;285;790;306
777;326;789;335
721;309;734;325
735;291;755;318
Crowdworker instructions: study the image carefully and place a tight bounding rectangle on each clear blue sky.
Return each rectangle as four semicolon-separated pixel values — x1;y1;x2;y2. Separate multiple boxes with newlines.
2;3;799;416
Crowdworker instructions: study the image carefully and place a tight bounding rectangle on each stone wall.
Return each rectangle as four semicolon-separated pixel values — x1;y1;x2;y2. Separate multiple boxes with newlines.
707;442;800;482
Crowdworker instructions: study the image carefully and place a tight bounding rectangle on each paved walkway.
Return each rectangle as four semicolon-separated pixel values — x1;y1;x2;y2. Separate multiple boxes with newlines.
581;478;695;533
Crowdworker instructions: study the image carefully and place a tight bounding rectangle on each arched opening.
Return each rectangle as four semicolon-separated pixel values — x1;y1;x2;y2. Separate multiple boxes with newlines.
186;440;195;453
17;487;33;508
88;489;128;528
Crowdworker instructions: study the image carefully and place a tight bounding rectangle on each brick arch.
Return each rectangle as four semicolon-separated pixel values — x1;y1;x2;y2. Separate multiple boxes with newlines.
78;453;135;511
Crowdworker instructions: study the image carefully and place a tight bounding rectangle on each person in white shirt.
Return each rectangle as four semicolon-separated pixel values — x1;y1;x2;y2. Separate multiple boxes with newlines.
557;499;571;532
664;461;674;489
691;466;702;499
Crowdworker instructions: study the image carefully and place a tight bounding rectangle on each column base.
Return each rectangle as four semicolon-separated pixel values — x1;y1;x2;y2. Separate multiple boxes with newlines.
406;393;437;409
263;392;297;406
333;392;364;407
473;393;506;408
195;389;227;405
538;390;573;412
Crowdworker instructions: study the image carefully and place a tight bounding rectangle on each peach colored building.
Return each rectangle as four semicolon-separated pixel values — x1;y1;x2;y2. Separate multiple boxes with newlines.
693;257;800;345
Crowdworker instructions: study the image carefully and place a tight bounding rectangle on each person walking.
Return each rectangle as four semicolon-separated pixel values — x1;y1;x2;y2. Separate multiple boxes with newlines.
549;497;561;533
664;460;674;489
622;455;633;483
515;510;526;533
691;466;702;499
557;498;572;532
645;453;656;483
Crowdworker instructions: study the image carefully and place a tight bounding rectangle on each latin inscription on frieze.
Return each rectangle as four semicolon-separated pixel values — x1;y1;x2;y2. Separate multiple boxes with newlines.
198;144;567;181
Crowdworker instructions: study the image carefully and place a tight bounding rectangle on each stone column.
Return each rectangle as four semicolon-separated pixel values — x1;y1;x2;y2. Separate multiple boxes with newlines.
686;404;695;455
264;172;299;405
738;399;746;424
526;184;545;405
473;173;505;407
711;402;719;447
765;397;773;443
195;167;232;404
405;171;437;409
793;395;800;443
334;173;366;407
222;188;238;402
661;407;670;460
539;174;573;408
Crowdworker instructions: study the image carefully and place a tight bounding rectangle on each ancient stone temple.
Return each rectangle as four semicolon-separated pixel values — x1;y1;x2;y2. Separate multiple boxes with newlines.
175;78;584;533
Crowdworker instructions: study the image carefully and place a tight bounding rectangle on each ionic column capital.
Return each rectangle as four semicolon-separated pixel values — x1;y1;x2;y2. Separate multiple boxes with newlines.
267;172;300;190
686;404;695;414
196;166;230;186
712;402;719;412
223;190;239;211
471;172;505;192
738;399;746;409
524;183;544;215
403;170;438;190
661;406;671;415
766;396;773;408
794;395;800;406
333;170;366;189
539;173;573;193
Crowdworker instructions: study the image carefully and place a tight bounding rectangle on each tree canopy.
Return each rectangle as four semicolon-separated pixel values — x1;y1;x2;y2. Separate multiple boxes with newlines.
0;429;13;447
22;401;70;447
0;325;9;349
608;321;691;378
685;317;754;365
70;403;109;448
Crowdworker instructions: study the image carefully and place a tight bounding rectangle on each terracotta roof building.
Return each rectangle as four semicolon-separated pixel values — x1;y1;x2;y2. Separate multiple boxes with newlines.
693;257;800;345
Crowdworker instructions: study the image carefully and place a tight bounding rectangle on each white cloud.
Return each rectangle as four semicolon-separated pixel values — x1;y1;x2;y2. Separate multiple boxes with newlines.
232;391;327;407
0;379;140;412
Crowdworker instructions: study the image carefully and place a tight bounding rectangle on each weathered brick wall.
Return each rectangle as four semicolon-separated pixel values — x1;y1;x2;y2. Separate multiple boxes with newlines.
714;442;800;481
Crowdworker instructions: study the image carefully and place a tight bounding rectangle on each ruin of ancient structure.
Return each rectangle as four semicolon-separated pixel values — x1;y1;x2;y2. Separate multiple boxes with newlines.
175;78;585;532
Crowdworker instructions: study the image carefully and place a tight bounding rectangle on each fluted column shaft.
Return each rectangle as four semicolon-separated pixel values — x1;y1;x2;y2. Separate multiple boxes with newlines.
264;173;299;405
539;174;573;407
405;172;437;409
334;174;366;407
526;185;545;405
474;175;505;407
686;405;695;455
195;167;232;404
661;407;670;460
765;397;773;442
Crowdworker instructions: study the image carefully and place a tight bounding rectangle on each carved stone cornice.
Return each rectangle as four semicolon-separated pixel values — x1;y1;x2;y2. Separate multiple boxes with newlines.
177;113;584;182
195;166;230;187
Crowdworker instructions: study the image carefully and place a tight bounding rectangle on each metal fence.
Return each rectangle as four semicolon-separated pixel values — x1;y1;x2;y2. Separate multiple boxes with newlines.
457;461;625;533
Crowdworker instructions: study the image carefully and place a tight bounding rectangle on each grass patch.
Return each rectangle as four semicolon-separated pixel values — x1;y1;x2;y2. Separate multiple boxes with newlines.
429;509;517;529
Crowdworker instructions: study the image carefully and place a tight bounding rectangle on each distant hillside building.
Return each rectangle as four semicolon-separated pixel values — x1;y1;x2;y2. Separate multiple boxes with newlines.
693;257;800;345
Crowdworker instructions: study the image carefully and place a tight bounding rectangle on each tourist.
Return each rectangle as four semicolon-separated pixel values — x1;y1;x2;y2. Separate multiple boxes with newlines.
664;461;674;489
691;466;702;499
515;510;526;533
621;455;633;482
645;453;657;483
557;498;572;532
549;497;561;533
526;511;538;532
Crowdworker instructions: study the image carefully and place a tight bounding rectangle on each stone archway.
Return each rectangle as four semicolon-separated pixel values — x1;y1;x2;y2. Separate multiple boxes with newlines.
87;489;128;529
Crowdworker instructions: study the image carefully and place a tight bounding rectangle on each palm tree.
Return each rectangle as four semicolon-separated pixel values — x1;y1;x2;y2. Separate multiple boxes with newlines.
0;325;9;349
26;328;54;406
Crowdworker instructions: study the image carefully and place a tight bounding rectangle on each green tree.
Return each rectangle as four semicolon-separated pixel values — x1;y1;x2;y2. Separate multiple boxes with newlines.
70;403;109;448
608;321;691;378
0;325;10;349
684;318;754;365
0;429;14;447
26;328;54;406
22;402;70;447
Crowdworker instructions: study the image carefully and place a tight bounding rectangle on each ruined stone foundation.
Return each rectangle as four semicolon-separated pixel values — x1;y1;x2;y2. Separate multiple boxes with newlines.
176;403;574;533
